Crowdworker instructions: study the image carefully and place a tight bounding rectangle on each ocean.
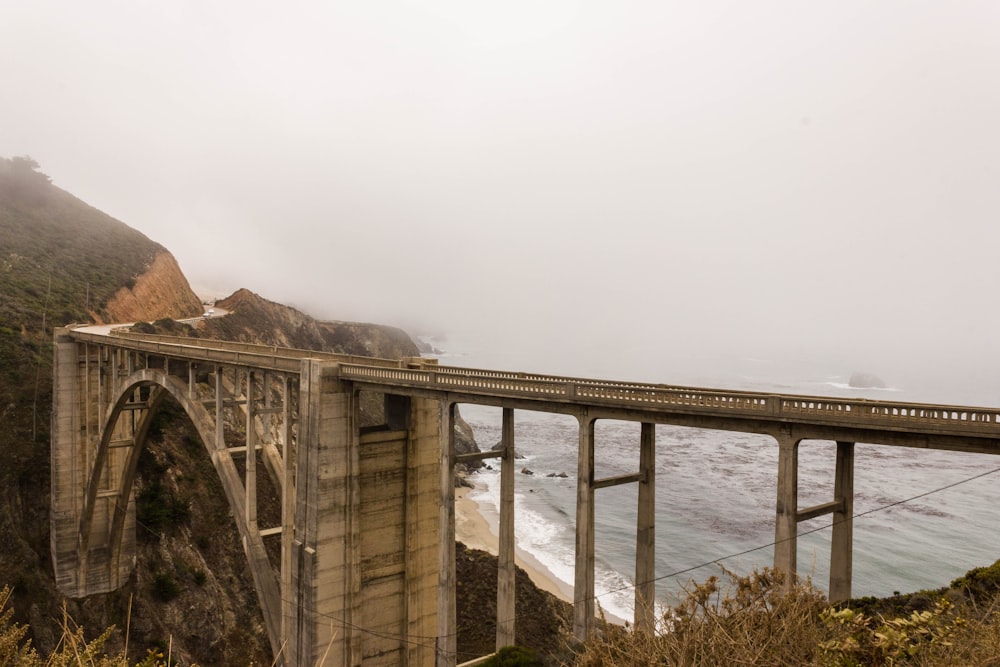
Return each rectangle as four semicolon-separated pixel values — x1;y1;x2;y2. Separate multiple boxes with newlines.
426;335;1000;622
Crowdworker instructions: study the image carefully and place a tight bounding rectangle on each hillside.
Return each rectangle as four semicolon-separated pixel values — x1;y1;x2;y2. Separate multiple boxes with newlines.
208;287;420;359
0;156;216;660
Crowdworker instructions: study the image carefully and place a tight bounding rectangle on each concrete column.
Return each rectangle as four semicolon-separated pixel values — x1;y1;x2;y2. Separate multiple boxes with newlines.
97;346;105;431
773;431;799;584
634;423;655;633
246;371;258;530
406;396;442;667
436;401;457;667
51;329;83;595
497;408;516;649
280;377;295;656
829;441;855;602
573;414;596;641
287;360;356;667
215;367;225;451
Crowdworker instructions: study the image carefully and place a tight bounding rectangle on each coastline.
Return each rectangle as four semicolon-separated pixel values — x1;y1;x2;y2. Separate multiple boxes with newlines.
455;485;575;604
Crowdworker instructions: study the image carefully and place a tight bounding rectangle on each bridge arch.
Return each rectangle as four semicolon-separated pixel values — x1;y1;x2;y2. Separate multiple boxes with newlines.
73;366;282;657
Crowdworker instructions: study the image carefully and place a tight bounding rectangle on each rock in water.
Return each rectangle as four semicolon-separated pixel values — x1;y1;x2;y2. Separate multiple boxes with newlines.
849;372;887;389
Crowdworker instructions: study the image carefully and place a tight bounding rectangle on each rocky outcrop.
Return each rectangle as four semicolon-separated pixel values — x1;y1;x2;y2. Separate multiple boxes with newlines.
207;288;419;359
101;251;203;323
849;372;887;389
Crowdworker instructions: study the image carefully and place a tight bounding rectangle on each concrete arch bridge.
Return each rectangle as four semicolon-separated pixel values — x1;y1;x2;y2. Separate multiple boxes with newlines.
50;327;1000;666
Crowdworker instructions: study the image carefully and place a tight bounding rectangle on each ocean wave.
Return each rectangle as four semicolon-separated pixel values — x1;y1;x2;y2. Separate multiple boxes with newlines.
469;470;638;622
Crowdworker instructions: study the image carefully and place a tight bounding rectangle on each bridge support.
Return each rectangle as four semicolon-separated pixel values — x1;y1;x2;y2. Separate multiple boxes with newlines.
289;363;442;666
437;402;457;667
773;431;800;580
574;415;596;642
773;433;855;602
497;407;516;648
634;422;656;634
51;331;143;596
829;441;854;602
574;419;657;640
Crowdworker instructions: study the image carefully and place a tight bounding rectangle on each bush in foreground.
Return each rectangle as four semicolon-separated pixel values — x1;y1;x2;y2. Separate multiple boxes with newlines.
0;586;186;667
572;566;1000;666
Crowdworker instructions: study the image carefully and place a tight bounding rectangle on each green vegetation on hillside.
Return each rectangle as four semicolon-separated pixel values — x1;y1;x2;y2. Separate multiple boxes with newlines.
0;157;166;653
0;156;163;448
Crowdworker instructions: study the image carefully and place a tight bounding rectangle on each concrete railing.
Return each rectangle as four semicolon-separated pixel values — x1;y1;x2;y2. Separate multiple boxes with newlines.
340;364;1000;439
70;329;1000;440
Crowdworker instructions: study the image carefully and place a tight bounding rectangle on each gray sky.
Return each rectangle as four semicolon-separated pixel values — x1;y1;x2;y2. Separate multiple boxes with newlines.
3;2;999;394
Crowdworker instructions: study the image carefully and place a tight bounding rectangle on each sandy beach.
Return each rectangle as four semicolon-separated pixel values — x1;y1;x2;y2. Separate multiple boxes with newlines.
455;485;574;604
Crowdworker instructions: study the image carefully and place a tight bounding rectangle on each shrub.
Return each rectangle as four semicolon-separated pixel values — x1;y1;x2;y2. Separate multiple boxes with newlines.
574;567;828;666
152;571;181;602
481;645;544;666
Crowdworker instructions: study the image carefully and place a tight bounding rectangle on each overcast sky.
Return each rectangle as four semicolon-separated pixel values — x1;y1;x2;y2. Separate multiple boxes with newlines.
2;2;999;395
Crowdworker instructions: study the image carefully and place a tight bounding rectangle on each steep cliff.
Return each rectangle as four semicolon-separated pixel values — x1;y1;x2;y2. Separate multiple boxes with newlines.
101;251;202;323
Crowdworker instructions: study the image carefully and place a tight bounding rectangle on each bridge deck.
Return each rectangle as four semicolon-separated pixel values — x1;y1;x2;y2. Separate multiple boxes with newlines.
69;328;1000;448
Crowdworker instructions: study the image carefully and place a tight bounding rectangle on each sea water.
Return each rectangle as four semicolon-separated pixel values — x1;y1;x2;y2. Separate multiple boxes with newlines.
429;337;1000;622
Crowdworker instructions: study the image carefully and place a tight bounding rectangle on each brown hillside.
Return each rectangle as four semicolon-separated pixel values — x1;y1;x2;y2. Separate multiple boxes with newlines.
207;288;420;358
101;250;202;323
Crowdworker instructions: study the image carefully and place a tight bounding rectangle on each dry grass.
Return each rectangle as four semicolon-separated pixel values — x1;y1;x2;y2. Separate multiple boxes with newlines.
570;567;1000;667
0;586;182;667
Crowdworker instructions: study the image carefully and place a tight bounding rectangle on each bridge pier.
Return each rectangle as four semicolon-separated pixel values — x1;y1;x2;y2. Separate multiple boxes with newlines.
437;402;457;667
773;431;800;580
574;418;657;641
497;407;516;648
289;362;443;666
772;433;855;602
829;441;855;602
634;422;656;634
51;331;143;597
573;414;596;642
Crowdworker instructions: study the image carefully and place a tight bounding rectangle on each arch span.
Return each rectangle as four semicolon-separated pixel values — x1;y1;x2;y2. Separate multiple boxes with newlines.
55;359;284;658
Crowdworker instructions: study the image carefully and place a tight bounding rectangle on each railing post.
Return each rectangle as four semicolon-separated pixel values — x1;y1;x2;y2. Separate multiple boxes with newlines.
497;407;516;649
829;441;855;602
437;401;457;667
574;413;596;641
773;430;799;586
635;422;656;633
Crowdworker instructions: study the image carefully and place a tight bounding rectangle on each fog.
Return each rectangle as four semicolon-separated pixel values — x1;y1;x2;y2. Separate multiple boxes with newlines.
3;2;999;400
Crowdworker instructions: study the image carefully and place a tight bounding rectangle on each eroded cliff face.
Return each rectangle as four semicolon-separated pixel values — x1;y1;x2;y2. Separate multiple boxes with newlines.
100;251;203;323
205;288;420;359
